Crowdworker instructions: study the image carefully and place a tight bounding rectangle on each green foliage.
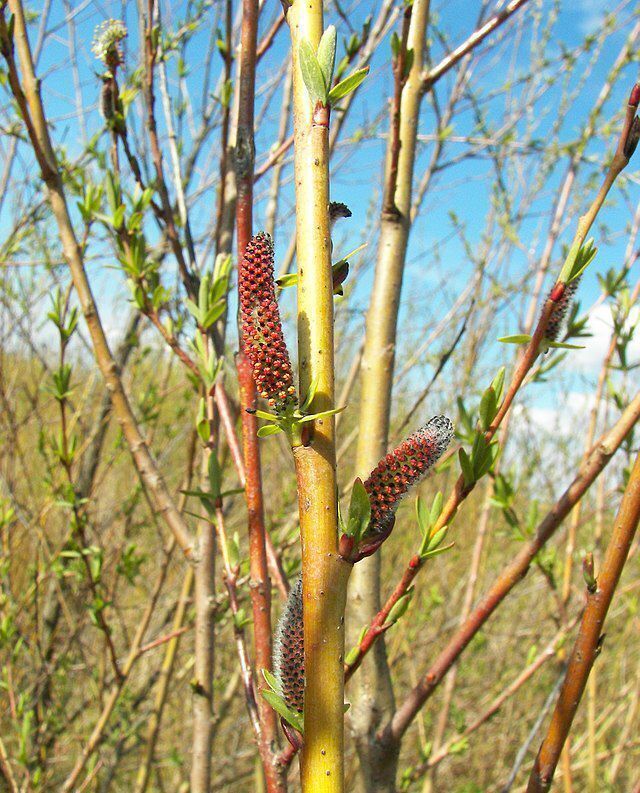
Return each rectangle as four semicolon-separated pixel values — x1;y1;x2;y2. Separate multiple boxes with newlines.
498;333;531;345
253;397;346;443
261;668;304;733
344;478;371;543
559;237;598;284
298;26;369;108
316;25;337;91
185;255;231;330
455;369;504;487
390;31;414;79
478;366;505;430
328;67;369;104
277;243;365;294
116;543;147;584
188;332;224;390
386;587;414;625
415;492;454;560
299;38;329;105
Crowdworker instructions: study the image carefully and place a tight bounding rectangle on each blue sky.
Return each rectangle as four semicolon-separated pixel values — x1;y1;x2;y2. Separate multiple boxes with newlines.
4;0;640;454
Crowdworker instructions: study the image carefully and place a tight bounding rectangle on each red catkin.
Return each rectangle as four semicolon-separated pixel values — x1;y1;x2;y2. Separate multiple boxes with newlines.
273;417;453;713
239;232;297;412
545;277;581;342
363;415;454;537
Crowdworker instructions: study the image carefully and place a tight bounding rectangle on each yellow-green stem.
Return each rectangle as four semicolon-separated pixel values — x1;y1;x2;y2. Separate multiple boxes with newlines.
285;2;346;789
348;2;430;788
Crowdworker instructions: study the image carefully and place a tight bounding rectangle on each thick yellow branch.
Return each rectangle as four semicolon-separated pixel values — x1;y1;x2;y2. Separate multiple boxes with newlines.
286;2;347;790
348;1;430;787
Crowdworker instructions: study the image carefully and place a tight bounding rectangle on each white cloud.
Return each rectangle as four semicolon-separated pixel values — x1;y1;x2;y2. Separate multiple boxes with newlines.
563;303;640;377
574;0;609;35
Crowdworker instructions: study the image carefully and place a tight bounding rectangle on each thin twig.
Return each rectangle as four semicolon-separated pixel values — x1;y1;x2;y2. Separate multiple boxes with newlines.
526;447;640;792
380;387;640;745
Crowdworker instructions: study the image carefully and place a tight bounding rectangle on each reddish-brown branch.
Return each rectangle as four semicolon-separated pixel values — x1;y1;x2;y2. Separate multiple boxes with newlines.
526;449;640;792
345;555;418;681
234;1;283;790
144;307;201;378
380;390;640;746
143;305;292;605
213;382;244;478
214;379;289;600
343;296;557;684
136;625;190;656
143;298;286;607
348;111;640;691
408;617;579;781
213;0;234;253
215;506;263;739
144;303;288;601
254;133;294;182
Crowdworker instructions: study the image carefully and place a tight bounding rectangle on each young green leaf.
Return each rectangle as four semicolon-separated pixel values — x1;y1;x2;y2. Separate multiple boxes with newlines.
390;31;400;58
253;409;279;421
459;448;474;487
426;525;448;553
333;242;367;269
300;375;320;413
261;690;304;733
185;298;201;325
479;386;498;431
296;405;346;423
415;496;429;533
196;397;210;444
276;272;298;289
386;589;413;625
429;491;443;526
490;367;506;404
198;273;210;318
498;334;532;345
558;238;597;284
298;39;327;105
328;66;369;104
317;25;337;90
201;301;226;330
545;341;585;350
346;478;371;542
262;668;283;695
403;48;415;79
257;424;284;438
227;532;241;570
420;542;455;561
220;487;244;499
